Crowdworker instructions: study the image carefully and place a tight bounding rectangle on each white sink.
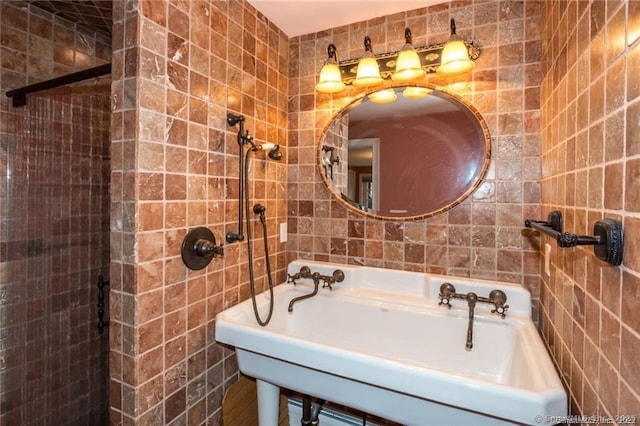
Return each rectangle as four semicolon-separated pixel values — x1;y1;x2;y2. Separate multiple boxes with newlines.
215;260;567;425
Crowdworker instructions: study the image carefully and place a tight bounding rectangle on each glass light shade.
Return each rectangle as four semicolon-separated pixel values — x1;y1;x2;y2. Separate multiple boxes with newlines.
368;89;397;104
315;61;346;93
402;86;432;99
437;38;474;75
352;55;383;87
392;46;426;81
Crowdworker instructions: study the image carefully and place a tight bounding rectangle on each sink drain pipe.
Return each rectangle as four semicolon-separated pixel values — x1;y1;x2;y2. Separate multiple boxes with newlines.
301;394;326;425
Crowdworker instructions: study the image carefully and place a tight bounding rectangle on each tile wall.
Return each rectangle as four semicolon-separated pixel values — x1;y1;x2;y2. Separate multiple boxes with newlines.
539;0;640;417
6;0;640;423
109;0;289;423
0;2;112;425
288;1;543;292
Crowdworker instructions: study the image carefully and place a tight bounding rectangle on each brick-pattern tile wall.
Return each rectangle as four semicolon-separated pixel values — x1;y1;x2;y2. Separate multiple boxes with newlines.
288;1;543;293
539;0;640;417
109;0;289;423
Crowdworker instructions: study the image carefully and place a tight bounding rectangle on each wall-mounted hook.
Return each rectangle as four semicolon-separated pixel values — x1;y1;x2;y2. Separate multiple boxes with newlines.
181;227;224;270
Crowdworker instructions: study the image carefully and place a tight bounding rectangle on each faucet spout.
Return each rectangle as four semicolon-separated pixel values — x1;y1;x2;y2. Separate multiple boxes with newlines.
288;280;320;312
437;284;509;350
465;292;478;350
287;267;344;312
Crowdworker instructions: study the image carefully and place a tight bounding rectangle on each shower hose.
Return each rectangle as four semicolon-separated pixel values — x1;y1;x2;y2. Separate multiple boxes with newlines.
244;148;275;326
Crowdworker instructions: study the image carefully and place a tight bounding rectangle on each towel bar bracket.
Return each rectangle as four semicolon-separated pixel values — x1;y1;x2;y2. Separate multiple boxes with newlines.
525;211;623;266
593;218;623;266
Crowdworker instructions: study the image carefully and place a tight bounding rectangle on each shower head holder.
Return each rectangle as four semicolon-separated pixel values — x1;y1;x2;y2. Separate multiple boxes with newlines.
268;145;283;161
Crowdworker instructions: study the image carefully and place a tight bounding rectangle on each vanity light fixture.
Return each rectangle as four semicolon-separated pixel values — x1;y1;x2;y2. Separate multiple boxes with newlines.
392;28;427;82
315;43;346;93
437;18;475;75
402;86;433;99
367;88;397;104
315;19;480;93
352;36;384;87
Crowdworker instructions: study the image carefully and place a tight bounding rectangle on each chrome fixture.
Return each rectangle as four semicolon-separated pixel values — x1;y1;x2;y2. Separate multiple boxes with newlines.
438;283;508;350
287;266;345;312
315;19;480;93
525;210;624;266
181;227;224;270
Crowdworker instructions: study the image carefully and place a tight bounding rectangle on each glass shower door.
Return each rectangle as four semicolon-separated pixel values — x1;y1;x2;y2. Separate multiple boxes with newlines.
0;78;111;425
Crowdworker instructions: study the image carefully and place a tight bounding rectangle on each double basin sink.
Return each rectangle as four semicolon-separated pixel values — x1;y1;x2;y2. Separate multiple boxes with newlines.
215;260;567;425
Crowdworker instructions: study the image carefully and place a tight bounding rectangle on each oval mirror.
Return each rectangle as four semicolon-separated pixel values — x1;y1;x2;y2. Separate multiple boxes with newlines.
318;86;491;220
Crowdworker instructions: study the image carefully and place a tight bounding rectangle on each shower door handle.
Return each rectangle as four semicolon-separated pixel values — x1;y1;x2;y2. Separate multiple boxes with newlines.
97;275;110;335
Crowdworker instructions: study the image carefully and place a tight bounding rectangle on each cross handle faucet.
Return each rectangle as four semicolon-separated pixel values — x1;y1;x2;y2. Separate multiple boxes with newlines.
438;283;509;318
287;266;345;312
438;282;510;350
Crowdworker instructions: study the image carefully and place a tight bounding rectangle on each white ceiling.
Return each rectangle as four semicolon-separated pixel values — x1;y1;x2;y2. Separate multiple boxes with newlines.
247;0;442;37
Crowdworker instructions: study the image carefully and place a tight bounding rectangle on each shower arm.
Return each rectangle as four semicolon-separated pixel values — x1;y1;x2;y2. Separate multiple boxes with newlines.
226;113;254;243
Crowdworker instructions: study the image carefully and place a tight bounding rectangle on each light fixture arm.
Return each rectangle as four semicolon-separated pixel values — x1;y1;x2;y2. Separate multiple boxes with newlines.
364;36;372;52
327;43;338;61
404;27;413;44
450;18;457;35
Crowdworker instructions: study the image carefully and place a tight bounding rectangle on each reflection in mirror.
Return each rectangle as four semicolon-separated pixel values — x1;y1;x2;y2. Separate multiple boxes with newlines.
319;86;491;220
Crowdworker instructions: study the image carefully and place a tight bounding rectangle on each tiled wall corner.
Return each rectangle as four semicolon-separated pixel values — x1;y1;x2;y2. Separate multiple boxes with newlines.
540;0;640;417
109;0;289;423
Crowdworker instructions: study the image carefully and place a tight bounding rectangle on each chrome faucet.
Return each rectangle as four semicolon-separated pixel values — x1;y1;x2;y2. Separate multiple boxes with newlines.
438;283;509;350
287;266;345;312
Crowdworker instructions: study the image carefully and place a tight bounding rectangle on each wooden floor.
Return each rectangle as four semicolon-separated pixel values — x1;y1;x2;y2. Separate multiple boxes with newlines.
222;376;290;426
